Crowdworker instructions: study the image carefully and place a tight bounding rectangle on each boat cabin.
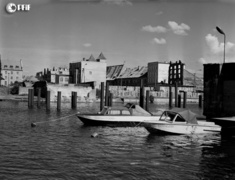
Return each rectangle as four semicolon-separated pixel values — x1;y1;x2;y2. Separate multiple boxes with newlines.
159;108;198;124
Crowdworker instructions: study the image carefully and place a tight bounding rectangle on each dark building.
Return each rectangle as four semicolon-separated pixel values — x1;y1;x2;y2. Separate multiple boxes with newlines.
204;63;235;118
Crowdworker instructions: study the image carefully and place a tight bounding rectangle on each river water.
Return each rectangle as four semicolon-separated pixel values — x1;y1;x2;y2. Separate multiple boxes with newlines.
0;101;235;180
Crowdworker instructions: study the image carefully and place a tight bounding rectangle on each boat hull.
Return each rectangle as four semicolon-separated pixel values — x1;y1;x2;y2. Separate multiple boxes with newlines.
144;123;221;135
77;114;160;127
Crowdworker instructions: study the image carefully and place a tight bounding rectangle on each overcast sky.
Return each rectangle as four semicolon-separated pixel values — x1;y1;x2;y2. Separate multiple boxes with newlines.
1;0;235;76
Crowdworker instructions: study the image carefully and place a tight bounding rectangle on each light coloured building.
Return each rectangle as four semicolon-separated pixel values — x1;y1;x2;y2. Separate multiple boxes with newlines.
0;59;23;86
69;52;107;88
147;62;170;87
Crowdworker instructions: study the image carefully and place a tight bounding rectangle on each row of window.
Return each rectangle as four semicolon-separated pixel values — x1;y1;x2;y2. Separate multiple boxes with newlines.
3;65;20;69
4;76;19;80
3;71;20;75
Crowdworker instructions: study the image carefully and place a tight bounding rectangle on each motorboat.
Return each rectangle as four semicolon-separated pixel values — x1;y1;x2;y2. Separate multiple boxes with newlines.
143;108;221;135
76;103;160;127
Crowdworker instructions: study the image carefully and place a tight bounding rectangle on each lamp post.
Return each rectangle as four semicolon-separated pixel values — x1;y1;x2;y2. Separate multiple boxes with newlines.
216;26;226;64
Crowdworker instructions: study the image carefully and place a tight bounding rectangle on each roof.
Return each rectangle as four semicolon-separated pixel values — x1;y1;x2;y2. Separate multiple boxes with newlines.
167;108;198;124
97;52;106;60
88;54;96;61
117;66;147;79
106;64;124;80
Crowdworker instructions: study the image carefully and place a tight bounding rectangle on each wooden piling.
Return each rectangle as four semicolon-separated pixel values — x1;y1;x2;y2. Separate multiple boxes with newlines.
146;90;150;111
100;82;104;111
73;91;77;109
109;92;113;107
105;82;109;106
71;92;74;109
178;94;181;108
57;91;61;111
139;79;145;108
199;94;202;108
37;88;41;108
28;89;32;108
46;91;50;110
183;91;187;108
169;86;172;108
175;82;178;107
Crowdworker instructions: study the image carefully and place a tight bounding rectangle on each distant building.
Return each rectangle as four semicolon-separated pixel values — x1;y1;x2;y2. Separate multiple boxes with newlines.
69;52;107;88
0;58;23;86
108;66;148;87
106;64;124;81
36;67;69;84
147;62;169;87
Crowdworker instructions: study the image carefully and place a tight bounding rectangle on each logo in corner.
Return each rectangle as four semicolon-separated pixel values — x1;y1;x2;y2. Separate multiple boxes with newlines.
6;3;17;14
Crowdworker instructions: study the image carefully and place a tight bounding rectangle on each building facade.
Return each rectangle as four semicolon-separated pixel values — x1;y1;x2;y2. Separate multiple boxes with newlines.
147;62;169;87
0;59;23;86
36;67;69;84
69;53;107;88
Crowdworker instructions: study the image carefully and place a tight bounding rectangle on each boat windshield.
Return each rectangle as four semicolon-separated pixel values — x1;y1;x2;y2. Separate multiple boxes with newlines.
160;111;177;122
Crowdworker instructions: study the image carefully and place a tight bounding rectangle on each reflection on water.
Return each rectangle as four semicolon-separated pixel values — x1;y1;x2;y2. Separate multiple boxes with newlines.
0;101;235;179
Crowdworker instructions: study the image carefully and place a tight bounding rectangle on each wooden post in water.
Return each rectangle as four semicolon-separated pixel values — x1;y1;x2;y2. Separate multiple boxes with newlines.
199;94;202;108
109;92;113;107
175;82;178;107
46;91;50;110
57;91;61;111
100;82;104;111
28;89;32;108
73;91;77;109
169;86;172;108
105;82;109;106
178;94;181;108
139;79;145;109
183;91;187;108
37;88;41;108
71;92;74;109
146;90;150;112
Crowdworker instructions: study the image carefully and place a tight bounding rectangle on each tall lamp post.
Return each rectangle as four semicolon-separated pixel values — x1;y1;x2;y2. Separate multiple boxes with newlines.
216;26;226;64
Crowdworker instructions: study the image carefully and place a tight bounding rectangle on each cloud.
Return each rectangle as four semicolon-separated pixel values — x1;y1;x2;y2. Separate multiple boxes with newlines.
83;43;92;47
141;25;167;33
205;34;235;54
152;38;166;45
155;11;163;15
168;21;190;36
101;0;133;5
199;57;207;64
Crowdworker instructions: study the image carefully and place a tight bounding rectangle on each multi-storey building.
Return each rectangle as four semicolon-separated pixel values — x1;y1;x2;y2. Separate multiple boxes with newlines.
147;61;170;87
69;52;107;88
36;67;69;84
0;59;23;86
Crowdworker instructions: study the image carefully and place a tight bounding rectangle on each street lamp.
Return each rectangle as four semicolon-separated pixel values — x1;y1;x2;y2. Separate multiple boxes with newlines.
216;26;226;64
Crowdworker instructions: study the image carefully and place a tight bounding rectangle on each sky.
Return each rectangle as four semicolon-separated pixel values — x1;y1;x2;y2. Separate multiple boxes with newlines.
1;0;235;76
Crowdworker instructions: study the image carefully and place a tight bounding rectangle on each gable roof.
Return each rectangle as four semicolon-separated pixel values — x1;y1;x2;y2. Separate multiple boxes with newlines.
106;64;124;80
117;66;147;79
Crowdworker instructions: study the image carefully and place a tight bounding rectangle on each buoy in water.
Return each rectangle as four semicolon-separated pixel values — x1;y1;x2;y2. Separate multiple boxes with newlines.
91;132;99;138
31;123;37;127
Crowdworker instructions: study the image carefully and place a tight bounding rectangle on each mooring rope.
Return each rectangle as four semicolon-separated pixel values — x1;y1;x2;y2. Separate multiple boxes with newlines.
31;113;78;127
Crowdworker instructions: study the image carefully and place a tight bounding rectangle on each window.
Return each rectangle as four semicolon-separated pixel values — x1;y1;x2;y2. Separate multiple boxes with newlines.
59;77;63;82
5;81;7;85
11;77;13;79
11;71;13;74
16;66;19;68
17;72;19;75
65;77;69;82
10;65;13;68
122;110;131;115
5;76;7;79
108;110;121;115
4;65;7;68
89;71;92;75
5;71;7;74
16;77;19;80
